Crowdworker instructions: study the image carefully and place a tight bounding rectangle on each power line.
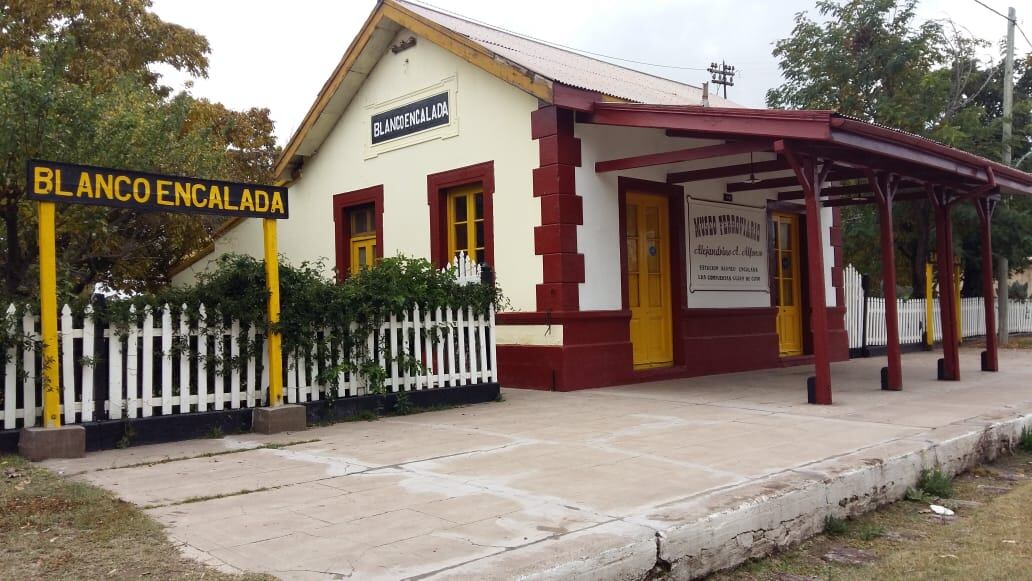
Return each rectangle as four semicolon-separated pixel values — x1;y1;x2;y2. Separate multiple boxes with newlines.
971;0;1032;48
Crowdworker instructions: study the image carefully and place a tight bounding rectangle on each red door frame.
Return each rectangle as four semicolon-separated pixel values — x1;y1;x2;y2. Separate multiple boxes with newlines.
617;176;687;367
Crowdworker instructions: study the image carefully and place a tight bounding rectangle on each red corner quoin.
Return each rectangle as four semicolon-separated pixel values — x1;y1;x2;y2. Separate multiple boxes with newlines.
531;105;584;312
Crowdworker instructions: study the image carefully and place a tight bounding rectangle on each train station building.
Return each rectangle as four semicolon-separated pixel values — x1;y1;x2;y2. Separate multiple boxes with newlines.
174;0;1032;399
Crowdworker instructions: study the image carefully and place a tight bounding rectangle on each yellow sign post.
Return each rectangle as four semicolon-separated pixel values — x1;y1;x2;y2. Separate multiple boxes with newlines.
263;219;284;407
37;202;62;428
925;260;934;347
25;160;296;449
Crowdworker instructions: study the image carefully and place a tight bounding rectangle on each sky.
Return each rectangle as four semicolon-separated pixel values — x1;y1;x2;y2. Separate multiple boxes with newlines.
149;0;1028;147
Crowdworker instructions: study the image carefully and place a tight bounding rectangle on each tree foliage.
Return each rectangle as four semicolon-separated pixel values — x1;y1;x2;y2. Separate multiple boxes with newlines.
0;0;277;299
768;0;1032;296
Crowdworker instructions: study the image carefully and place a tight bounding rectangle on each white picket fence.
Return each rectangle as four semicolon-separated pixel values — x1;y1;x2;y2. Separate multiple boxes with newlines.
844;264;1032;350
1;254;496;430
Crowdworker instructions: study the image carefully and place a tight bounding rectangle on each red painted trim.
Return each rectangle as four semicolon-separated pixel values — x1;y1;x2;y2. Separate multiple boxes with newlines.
332;185;384;281
587;103;834;141
539;194;583;225
667;158;788;184
539;134;582;167
426;161;495;268
596;141;771;173
552;83;603;113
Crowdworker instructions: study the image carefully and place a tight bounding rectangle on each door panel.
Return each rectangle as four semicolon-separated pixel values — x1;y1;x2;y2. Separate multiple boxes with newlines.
625;193;672;367
773;213;803;356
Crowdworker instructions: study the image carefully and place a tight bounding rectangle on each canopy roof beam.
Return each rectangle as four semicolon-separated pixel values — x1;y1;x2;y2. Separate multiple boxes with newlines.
595;140;771;173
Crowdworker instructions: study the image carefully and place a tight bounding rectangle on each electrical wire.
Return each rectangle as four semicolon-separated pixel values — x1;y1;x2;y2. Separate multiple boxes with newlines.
971;0;1032;49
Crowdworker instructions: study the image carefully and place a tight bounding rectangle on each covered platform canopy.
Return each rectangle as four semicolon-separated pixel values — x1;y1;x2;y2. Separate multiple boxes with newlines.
581;102;1032;404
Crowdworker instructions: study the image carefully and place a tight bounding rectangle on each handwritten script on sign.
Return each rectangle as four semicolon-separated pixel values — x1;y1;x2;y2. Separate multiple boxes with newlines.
27;160;288;219
687;197;768;292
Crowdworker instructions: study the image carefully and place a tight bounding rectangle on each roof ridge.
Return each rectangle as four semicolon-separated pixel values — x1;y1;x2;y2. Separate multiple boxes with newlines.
394;0;714;96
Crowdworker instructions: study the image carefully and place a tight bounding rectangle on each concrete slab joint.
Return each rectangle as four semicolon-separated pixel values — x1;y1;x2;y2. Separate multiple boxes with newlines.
19;425;86;462
251;404;306;434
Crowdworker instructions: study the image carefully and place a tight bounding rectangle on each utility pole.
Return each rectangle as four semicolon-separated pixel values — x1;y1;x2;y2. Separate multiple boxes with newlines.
1003;6;1016;165
707;61;736;99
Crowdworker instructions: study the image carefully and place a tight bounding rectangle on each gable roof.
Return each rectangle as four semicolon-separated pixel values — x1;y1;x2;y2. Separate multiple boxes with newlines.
274;0;729;181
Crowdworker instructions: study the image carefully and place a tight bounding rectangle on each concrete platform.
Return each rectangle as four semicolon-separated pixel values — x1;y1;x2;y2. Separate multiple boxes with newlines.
43;348;1032;580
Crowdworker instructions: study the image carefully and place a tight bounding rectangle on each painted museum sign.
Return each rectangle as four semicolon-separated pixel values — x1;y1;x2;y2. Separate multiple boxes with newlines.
687;197;768;292
27;160;289;219
371;91;450;144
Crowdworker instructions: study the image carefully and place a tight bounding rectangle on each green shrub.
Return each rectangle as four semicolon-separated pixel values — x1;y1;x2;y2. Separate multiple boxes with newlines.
1019;426;1032;452
856;523;885;541
1;254;503;395
917;467;953;498
824;515;848;536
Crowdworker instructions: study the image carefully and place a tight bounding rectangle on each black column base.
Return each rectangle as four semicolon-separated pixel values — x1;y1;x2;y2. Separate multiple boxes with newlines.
980;351;998;372
806;376;816;404
937;357;957;381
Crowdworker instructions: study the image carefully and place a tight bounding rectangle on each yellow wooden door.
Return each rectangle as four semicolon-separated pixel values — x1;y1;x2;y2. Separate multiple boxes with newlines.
773;213;803;356
625;192;673;367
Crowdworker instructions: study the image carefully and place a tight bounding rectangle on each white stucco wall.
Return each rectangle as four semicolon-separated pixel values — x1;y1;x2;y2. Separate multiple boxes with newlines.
174;29;541;311
575;123;837;311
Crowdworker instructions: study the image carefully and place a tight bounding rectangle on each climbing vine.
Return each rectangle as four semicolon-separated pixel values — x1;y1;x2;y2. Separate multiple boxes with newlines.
0;254;502;395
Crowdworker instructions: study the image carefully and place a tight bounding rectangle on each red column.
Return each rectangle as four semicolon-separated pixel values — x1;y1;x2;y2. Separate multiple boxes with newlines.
976;198;999;371
876;186;903;390
933;198;960;380
531;105;584;312
801;160;833;404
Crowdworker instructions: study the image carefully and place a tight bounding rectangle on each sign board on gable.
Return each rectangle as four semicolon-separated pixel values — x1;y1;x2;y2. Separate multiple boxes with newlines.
371;92;450;144
27;160;288;219
687;197;768;292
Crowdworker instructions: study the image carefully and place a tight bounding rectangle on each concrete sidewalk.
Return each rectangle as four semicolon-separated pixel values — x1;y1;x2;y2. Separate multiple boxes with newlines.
45;349;1032;580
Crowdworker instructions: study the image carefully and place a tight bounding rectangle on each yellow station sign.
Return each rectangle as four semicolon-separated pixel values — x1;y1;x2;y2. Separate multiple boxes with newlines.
28;160;288;219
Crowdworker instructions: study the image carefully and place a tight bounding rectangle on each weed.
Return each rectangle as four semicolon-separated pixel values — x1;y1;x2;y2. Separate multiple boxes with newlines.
356;410;378;422
1019;426;1032;452
917;467;954;498
495;392;505;402
824;515;848;536
856;523;885;541
116;423;137;449
206;425;225;439
394;391;415;416
905;486;931;503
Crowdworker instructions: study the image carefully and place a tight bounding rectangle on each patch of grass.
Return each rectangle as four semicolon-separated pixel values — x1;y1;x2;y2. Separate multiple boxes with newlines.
824;515;848;536
393;391;415;415
918;466;954;498
709;450;1032;581
207;425;225;439
1019;426;1032;452
356;410;379;421
0;455;272;580
495;392;506;402
855;522;885;541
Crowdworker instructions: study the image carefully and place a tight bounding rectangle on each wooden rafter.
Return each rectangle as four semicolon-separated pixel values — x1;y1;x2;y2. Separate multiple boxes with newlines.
595;141;770;173
666;158;787;183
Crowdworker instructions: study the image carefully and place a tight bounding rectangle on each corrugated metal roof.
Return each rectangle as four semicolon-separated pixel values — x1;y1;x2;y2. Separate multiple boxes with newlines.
397;0;736;107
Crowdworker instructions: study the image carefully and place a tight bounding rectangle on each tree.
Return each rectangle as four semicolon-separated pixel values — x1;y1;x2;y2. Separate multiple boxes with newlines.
0;1;277;299
768;0;1032;297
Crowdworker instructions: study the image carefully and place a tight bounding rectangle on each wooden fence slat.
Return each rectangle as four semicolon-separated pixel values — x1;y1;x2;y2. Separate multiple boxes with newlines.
22;311;36;426
161;305;173;415
260;334;269;405
213;321;225;411
433;307;444;389
466;307;479;383
411;305;422;391
61;305;75;424
230;320;241;409
423;306;434;389
488;304;498;382
81;306;95;422
126;306;139;419
108;324;123;419
141;307;154;418
446;306;457;386
178;306;190;413
477;308;489;384
4;305;17;429
197;305;208;412
246;325;257;408
456;307;468;385
389;314;399;392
